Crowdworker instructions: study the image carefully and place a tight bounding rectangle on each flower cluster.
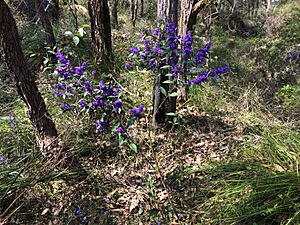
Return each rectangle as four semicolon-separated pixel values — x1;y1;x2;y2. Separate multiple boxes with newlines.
286;46;300;62
52;51;144;135
126;22;231;87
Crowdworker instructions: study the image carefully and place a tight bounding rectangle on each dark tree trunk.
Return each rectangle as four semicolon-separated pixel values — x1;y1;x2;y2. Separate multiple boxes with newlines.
152;0;179;127
131;0;138;27
51;0;60;21
0;0;57;160
140;0;144;16
34;0;56;47
111;0;119;28
88;0;114;72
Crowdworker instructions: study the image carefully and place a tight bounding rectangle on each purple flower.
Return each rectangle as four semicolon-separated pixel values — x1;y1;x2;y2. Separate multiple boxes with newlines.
66;85;74;91
150;59;156;70
8;152;14;159
55;51;68;64
104;210;109;216
116;126;124;133
8;114;16;129
56;83;65;90
75;66;83;75
54;90;63;97
114;100;123;110
102;197;110;203
92;70;97;77
95;120;107;132
152;27;159;36
60;103;71;111
0;156;5;161
130;47;140;55
188;72;208;85
81;62;87;70
153;47;162;55
99;81;106;90
172;65;181;75
125;61;133;69
92;101;99;108
95;95;102;101
143;39;151;45
80;215;88;223
131;105;144;116
113;87;120;96
73;209;81;215
79;100;89;109
82;81;93;92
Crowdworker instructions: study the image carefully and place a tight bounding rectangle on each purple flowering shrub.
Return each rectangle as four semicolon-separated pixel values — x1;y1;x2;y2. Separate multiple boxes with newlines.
51;50;143;144
125;22;231;89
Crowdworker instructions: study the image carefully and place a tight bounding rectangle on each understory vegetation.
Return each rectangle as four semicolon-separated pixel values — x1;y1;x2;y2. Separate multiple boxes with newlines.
0;0;299;224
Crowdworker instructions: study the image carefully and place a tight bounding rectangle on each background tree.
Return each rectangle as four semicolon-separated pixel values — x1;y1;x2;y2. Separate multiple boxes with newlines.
131;0;138;27
34;0;56;47
157;0;179;27
88;0;114;71
111;0;119;28
140;0;144;16
179;0;214;38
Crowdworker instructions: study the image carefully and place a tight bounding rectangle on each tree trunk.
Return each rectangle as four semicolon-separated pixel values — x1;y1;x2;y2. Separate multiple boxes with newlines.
140;0;144;16
34;0;56;47
157;0;178;26
131;0;138;27
111;0;119;28
51;0;60;21
266;0;271;14
0;0;77;167
88;0;114;72
152;0;179;127
179;0;214;38
179;0;194;38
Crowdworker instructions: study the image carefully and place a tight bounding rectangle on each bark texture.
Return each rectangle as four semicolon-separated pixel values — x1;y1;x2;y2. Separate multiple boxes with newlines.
111;0;119;28
131;0;138;27
157;0;178;27
88;0;113;71
140;0;144;16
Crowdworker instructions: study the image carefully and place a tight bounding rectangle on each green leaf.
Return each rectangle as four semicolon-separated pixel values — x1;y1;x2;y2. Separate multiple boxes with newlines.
82;23;90;28
149;208;159;218
118;135;124;146
73;36;80;46
160;87;167;96
169;92;178;97
160;65;171;70
166;113;176;116
130;143;138;153
64;31;73;37
162;80;173;84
